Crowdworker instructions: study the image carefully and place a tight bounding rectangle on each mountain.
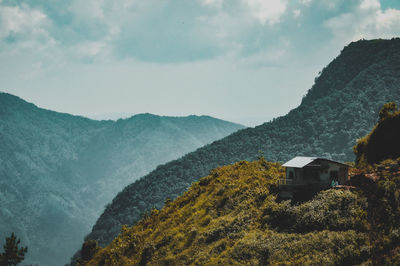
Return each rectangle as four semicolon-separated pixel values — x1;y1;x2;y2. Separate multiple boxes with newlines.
79;38;400;257
82;158;400;265
0;92;244;266
82;107;400;265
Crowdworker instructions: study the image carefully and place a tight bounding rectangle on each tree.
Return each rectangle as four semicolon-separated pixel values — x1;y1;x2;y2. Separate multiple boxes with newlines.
379;102;397;121
75;240;100;265
80;240;99;261
0;233;28;266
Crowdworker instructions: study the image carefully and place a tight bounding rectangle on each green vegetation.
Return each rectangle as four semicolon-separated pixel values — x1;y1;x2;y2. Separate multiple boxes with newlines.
263;189;369;233
350;158;400;264
82;157;400;265
354;102;400;166
75;240;100;265
379;102;398;121
0;233;28;266
83;38;400;254
85;159;288;265
82;100;400;265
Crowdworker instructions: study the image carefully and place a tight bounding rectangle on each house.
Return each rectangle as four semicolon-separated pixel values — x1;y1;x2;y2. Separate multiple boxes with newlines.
280;156;350;188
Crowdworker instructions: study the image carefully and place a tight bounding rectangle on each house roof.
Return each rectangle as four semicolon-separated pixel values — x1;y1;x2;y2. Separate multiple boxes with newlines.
282;156;349;168
282;156;317;168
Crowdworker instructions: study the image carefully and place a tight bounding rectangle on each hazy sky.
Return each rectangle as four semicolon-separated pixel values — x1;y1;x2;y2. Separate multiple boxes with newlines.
1;0;400;126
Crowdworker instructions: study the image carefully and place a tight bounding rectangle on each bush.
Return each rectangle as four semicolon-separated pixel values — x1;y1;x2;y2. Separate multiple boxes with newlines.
263;189;368;232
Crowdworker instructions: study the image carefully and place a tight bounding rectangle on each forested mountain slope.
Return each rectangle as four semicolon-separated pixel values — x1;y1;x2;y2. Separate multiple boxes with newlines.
0;92;243;266
83;101;400;266
81;38;400;255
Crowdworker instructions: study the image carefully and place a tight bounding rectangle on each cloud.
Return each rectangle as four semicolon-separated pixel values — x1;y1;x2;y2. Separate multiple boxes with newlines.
325;0;400;44
243;0;288;25
1;0;399;66
375;8;400;31
0;4;49;39
360;0;380;10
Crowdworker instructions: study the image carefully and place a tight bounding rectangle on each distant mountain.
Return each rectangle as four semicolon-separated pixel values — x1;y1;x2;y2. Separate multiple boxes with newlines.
0;93;244;266
79;38;400;260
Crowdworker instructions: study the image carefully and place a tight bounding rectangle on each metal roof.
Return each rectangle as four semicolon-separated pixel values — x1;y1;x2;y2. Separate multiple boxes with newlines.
282;156;317;168
282;156;350;168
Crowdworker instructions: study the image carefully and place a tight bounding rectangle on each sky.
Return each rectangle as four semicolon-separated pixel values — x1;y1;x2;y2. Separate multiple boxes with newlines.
0;0;400;126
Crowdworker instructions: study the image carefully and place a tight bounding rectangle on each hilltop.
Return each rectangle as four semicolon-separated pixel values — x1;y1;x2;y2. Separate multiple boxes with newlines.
82;157;400;265
0;92;243;266
80;38;400;254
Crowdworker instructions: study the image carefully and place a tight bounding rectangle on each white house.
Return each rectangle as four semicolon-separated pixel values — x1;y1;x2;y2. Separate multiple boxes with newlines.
281;156;350;187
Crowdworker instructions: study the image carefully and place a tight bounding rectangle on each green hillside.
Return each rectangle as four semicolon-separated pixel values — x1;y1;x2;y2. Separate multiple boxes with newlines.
354;102;400;166
0;93;243;266
81;38;400;255
82;157;400;265
81;105;400;265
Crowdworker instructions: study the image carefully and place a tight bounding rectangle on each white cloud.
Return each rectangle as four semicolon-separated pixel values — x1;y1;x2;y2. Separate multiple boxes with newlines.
375;8;400;31
243;0;287;25
359;0;380;10
0;4;48;39
325;0;400;45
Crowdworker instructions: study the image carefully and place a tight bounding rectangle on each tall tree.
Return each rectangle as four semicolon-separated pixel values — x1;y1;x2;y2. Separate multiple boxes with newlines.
0;233;28;266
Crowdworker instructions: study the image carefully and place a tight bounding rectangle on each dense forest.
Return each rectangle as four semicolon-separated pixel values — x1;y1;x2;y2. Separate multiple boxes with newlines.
0;93;243;266
80;103;400;265
77;38;400;261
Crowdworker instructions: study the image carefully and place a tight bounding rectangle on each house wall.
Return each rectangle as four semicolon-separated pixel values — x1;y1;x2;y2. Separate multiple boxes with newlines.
285;160;349;186
285;167;305;182
320;163;341;183
286;168;298;180
312;159;348;185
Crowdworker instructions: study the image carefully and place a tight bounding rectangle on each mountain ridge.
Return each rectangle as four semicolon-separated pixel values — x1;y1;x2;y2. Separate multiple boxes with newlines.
1;92;235;124
82;98;400;265
78;38;400;260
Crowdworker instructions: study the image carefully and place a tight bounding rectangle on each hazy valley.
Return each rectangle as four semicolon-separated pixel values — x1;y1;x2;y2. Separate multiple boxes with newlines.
0;95;243;266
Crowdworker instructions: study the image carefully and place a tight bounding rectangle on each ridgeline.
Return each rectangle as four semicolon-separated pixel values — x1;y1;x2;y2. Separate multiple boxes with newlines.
82;102;400;265
79;38;400;259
